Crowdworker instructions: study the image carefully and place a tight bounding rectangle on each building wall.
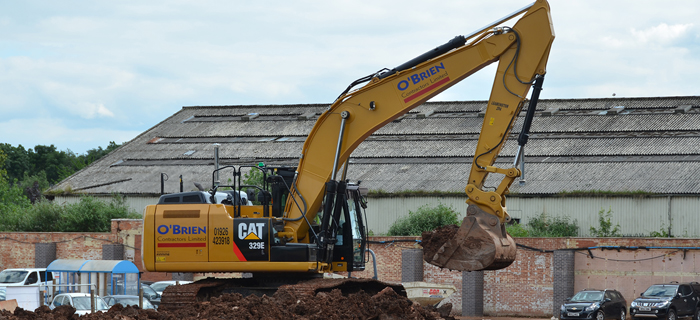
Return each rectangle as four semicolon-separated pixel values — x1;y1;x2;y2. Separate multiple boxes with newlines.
54;194;700;237
347;237;700;317
4;219;698;317
365;195;700;237
0;232;115;269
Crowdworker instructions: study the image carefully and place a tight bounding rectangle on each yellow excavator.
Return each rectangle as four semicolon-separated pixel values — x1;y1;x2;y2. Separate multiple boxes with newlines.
142;0;554;307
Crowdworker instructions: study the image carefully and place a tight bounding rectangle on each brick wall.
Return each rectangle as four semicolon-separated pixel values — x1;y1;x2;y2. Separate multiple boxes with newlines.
346;237;700;317
0;232;115;268
2;224;699;317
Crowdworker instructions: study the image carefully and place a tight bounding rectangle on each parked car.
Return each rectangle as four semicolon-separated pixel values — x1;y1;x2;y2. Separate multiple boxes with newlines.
142;284;160;308
149;280;193;295
630;282;700;320
104;295;156;310
560;289;627;320
49;293;109;315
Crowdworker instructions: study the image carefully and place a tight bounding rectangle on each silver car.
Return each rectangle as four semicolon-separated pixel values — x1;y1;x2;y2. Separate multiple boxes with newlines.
49;293;109;315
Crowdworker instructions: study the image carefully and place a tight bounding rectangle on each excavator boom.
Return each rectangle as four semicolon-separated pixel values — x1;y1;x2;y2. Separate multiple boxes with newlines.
141;3;555;307
283;0;554;271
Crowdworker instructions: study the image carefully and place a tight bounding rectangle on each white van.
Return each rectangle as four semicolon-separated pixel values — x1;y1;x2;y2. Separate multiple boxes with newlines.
0;268;54;287
0;268;55;302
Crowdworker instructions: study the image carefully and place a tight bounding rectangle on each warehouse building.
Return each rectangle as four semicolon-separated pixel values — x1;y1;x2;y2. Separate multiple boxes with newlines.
49;95;700;237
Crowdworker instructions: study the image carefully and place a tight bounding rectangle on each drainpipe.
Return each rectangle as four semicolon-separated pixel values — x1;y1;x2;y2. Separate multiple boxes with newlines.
667;196;672;237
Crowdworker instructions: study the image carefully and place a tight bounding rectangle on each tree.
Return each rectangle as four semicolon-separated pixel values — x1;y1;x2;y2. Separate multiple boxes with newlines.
0;142;122;191
0;143;31;183
0;149;32;229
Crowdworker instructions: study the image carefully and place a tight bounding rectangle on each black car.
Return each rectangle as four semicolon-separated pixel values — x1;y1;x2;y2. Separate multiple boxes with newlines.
630;282;700;320
561;289;628;320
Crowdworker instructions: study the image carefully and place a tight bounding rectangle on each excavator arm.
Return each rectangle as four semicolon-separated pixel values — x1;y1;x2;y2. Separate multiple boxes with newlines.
281;0;554;271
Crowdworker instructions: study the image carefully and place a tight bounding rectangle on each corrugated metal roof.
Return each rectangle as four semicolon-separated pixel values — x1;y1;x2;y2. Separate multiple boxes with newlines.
51;96;700;196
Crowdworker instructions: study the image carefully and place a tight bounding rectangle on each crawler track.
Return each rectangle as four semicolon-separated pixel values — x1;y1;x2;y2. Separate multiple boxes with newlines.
158;276;406;312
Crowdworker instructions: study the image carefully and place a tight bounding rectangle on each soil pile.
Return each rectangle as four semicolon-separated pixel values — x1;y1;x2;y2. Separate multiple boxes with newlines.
0;287;453;320
421;224;459;262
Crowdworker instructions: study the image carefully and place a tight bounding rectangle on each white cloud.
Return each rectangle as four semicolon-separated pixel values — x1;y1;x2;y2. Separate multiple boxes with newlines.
75;102;115;119
631;23;694;44
0;118;140;153
2;0;700;152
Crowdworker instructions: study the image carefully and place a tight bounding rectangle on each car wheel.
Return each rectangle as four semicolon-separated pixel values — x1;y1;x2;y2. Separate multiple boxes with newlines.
621;309;626;320
597;310;606;320
694;308;699;320
667;309;676;320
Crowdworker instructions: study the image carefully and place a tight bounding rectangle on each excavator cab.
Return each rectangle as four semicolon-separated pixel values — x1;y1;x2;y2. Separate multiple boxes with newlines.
312;181;368;273
312;184;368;272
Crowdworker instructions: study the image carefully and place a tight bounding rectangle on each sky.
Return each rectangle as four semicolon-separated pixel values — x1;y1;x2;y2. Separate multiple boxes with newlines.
1;0;698;154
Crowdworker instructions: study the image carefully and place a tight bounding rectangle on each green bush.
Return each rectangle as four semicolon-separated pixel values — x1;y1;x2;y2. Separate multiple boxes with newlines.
589;207;621;237
0;194;139;232
506;222;529;237
387;203;460;236
527;212;579;237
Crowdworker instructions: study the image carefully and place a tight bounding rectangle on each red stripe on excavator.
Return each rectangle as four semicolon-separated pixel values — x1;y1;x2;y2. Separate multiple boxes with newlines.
158;243;206;248
403;77;451;103
232;242;247;261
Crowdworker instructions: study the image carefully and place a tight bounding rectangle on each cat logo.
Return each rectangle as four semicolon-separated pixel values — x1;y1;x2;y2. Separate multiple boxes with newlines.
238;222;265;240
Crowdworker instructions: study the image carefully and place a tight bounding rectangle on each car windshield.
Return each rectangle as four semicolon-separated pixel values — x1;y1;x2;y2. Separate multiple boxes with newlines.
642;285;677;297
571;291;604;302
150;283;173;292
142;285;157;296
72;297;109;311
0;270;28;283
114;297;155;309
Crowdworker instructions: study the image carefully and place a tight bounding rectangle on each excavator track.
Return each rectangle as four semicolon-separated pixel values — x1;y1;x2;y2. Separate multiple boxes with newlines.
158;276;406;312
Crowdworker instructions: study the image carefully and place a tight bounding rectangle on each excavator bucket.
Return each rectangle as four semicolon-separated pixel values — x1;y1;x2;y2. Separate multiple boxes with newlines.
422;204;516;271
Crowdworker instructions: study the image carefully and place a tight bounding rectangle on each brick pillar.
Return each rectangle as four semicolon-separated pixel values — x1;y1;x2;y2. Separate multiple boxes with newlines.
461;271;484;316
102;244;125;260
553;250;575;318
401;249;424;282
35;243;56;268
172;273;194;281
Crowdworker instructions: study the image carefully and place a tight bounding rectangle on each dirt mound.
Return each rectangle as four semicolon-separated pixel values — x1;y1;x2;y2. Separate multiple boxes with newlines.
0;287;451;320
421;224;459;261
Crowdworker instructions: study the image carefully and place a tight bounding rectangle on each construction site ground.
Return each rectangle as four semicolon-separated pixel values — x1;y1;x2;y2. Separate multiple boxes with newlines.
0;288;555;320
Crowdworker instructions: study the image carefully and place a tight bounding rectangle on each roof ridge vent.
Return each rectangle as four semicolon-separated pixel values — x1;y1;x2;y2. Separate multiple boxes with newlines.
297;112;317;120
542;107;560;116
599;105;625;115
607;105;625;115
674;105;692;114
416;109;435;119
241;113;259;121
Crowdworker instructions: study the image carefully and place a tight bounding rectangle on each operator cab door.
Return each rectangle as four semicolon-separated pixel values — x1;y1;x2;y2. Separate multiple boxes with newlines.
331;185;367;272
